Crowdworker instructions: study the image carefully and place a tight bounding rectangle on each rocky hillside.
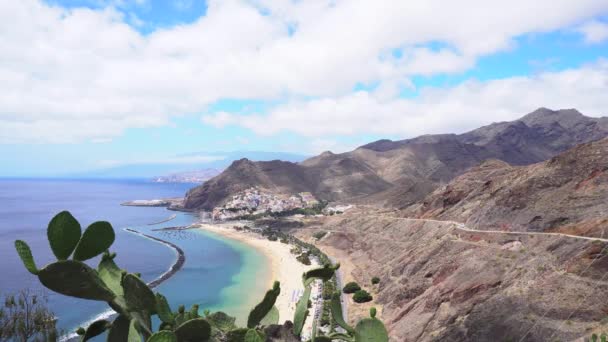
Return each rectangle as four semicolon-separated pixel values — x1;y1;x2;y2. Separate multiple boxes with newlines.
406;138;608;237
295;210;608;341
183;108;608;211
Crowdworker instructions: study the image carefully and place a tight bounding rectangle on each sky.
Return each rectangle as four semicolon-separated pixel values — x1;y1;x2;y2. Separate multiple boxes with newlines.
1;0;608;176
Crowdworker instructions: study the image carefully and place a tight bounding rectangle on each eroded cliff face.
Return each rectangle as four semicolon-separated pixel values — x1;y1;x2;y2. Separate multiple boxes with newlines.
295;210;608;342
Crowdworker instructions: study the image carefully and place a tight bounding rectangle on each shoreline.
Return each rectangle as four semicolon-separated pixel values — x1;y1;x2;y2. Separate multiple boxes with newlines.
196;223;315;324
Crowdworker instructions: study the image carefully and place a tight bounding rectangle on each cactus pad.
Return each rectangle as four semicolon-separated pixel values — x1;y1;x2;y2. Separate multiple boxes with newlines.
244;329;265;342
247;281;281;328
73;221;115;261
14;240;38;275
97;252;124;296
155;293;174;323
108;315;140;342
293;285;311;336
303;263;340;286
38;260;114;301
353;308;389;342
47;211;82;260
330;292;354;334
147;331;177;342
79;319;111;341
174;318;211;342
123;273;157;313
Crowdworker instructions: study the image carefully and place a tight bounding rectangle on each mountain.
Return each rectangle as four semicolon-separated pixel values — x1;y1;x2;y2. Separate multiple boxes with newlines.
295;207;608;341
405;137;608;237
72;151;309;179
183;108;608;211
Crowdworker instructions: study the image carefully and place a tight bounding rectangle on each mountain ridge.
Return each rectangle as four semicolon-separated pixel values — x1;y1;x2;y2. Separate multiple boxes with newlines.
183;108;608;211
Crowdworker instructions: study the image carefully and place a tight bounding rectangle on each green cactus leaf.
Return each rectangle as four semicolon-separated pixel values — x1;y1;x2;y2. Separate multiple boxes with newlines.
107;315;140;342
247;281;281;328
244;329;265;342
226;328;248;342
47;211;82;260
123;273;156;313
259;305;280;326
38;260;115;301
14;240;38;275
189;304;200;318
330;292;354;334
174;318;211;342
147;331;177;342
328;333;355;342
205;311;237;333
314;336;333;342
132;311;153;339
155;293;174;323
73;221;115;261
98;252;124;296
353;308;388;342
293;285;311;336
303;263;340;287
80;319;111;341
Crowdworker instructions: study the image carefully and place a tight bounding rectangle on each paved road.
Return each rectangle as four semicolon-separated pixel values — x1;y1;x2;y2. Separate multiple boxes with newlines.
363;215;608;243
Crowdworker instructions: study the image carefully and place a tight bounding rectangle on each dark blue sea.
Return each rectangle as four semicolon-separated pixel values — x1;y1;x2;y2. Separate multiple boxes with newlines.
0;179;270;338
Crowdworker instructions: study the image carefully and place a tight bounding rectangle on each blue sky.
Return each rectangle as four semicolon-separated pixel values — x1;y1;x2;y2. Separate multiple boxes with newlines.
1;1;608;177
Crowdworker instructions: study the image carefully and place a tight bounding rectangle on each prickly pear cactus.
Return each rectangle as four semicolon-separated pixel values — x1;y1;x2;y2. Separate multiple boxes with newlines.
293;285;311;336
47;211;82;260
244;329;265;342
148;331;178;342
73;221;115;261
174;318;211;342
353;308;389;342
76;319;111;341
303;263;340;286
247;281;281;328
330;292;355;334
14;240;38;275
39;260;115;301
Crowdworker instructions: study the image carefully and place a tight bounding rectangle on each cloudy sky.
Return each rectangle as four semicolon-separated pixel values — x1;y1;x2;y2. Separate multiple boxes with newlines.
1;0;608;176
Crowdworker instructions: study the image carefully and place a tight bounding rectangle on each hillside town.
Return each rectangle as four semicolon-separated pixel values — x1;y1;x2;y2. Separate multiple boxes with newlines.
211;187;320;220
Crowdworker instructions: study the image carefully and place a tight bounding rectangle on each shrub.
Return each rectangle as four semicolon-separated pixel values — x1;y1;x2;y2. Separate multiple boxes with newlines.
313;231;328;240
267;235;278;241
342;282;361;294
371;277;380;285
296;253;311;265
353;290;373;303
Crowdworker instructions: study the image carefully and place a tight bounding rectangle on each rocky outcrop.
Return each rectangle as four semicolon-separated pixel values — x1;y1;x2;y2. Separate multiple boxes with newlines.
406;138;608;237
295;211;608;341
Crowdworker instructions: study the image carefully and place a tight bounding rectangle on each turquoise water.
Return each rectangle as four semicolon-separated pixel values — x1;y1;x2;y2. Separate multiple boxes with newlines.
0;179;271;337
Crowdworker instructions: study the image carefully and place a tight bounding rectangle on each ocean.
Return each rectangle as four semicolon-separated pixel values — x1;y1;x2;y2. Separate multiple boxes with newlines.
0;179;270;337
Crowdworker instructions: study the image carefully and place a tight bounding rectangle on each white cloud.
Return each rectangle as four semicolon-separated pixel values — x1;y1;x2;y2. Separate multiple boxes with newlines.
203;59;608;139
1;0;608;143
577;20;608;44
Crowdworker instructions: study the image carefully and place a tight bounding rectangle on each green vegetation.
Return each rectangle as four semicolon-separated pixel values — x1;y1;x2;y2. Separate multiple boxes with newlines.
13;210;388;342
296;253;312;265
371;277;380;285
591;333;608;342
313;231;328;240
343;282;361;294
0;290;59;341
353;290;373;303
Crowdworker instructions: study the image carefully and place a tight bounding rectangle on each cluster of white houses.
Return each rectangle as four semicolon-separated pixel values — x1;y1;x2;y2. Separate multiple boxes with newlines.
211;187;319;220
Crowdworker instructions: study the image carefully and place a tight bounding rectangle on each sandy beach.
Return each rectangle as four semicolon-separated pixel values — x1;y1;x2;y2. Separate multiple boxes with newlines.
196;223;316;324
